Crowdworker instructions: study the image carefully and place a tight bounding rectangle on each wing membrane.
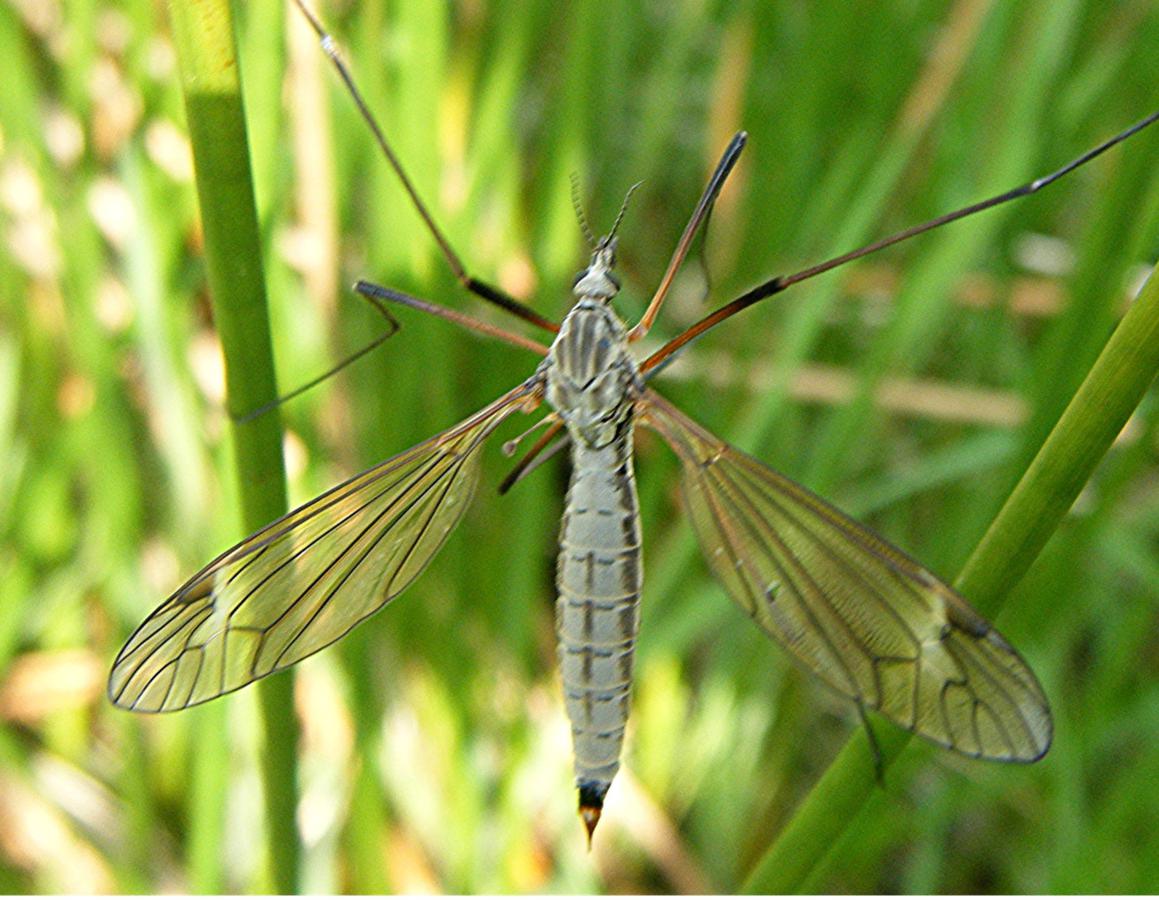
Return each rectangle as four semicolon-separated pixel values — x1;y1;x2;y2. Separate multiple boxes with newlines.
641;389;1051;761
110;380;541;712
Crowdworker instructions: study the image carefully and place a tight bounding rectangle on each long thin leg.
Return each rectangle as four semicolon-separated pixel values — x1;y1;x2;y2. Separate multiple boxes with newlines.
642;108;1159;372
240;271;549;433
857;704;886;786
354;281;550;356
627;131;748;342
291;0;558;334
235;315;400;424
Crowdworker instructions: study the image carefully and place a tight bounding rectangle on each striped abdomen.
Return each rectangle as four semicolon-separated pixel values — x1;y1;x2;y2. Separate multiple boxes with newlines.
556;425;641;815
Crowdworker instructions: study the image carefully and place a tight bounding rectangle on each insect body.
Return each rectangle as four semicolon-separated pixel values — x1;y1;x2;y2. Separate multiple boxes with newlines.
108;0;1159;842
544;238;645;833
107;184;1054;835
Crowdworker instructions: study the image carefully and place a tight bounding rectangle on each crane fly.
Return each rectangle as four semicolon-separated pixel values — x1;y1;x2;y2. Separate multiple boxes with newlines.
109;0;1159;840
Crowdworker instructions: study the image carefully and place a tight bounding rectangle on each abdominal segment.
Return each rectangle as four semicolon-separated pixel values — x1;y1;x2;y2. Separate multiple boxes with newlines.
556;428;642;820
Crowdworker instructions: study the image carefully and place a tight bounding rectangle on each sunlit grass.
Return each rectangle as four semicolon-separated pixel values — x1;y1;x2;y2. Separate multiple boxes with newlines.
2;0;1157;892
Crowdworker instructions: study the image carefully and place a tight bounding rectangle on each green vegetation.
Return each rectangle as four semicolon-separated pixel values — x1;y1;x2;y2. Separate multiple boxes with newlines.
2;0;1157;892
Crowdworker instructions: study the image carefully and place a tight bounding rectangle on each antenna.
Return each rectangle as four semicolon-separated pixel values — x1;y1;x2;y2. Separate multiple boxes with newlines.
571;173;597;247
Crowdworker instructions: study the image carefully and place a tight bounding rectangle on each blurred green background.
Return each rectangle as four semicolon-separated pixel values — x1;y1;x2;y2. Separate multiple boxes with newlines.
2;0;1158;892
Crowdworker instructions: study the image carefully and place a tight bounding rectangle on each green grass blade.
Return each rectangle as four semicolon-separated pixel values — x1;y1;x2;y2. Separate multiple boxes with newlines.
166;0;299;891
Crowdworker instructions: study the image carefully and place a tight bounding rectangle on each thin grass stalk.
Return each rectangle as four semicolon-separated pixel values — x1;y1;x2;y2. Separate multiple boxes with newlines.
743;263;1159;893
165;0;299;891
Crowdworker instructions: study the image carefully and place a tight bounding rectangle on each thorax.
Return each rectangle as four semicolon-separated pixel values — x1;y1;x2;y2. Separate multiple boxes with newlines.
543;299;642;450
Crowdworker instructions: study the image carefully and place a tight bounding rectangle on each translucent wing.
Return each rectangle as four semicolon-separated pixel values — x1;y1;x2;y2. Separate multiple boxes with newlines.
641;389;1051;761
109;380;542;712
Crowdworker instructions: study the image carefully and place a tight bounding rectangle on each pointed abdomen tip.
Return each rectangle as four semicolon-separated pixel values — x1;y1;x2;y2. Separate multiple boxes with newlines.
577;780;609;846
580;803;602;845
